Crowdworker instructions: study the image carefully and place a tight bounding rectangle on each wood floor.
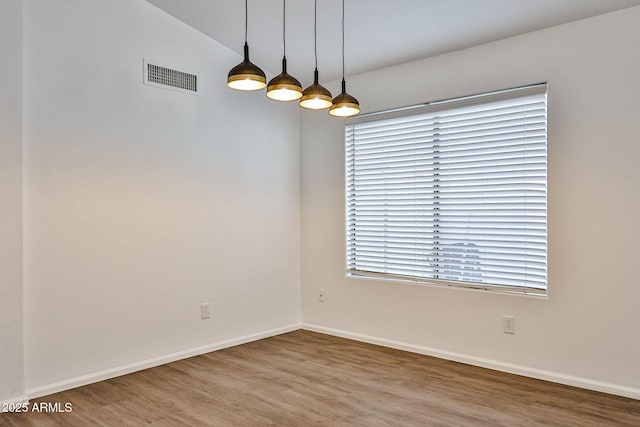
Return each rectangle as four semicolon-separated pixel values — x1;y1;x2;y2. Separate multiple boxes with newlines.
2;330;639;426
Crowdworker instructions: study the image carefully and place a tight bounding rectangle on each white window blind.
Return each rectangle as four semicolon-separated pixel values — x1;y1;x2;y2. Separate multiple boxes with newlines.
346;84;547;294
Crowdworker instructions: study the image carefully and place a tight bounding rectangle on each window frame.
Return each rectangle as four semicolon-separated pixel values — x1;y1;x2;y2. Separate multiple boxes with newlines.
344;83;548;296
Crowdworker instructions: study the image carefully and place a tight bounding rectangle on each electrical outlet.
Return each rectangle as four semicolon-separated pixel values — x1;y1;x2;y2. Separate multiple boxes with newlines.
318;289;325;302
201;302;210;319
502;315;515;334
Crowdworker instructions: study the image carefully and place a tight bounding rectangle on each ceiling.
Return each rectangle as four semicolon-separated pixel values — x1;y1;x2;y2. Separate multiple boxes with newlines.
146;0;640;86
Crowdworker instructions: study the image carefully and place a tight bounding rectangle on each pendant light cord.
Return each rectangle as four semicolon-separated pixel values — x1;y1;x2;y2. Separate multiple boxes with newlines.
283;0;287;56
341;0;345;79
244;0;248;43
314;0;318;69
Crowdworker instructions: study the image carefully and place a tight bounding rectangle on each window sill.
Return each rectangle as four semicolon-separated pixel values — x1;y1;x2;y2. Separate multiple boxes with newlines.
346;271;549;299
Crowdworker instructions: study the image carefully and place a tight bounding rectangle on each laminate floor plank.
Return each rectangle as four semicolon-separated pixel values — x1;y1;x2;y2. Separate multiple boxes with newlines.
2;330;639;426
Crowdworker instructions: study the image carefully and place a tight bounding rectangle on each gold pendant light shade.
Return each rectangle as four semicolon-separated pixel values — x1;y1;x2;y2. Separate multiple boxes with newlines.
227;1;266;91
227;43;267;91
329;79;360;117
266;57;303;101
329;0;359;118
300;0;332;110
300;69;332;110
267;1;302;102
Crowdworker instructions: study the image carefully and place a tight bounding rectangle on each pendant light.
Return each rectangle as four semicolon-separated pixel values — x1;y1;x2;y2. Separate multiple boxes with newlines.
329;0;360;117
227;0;266;91
267;0;303;101
299;0;332;110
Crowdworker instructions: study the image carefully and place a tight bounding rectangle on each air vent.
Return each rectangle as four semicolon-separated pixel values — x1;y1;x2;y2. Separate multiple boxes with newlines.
143;59;198;95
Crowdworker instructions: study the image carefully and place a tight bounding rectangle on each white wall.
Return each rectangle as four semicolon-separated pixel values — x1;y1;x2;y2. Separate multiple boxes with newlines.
23;0;300;394
0;0;24;403
301;6;640;397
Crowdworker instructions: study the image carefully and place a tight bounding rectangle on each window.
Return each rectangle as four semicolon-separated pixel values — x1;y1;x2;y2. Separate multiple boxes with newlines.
345;84;547;294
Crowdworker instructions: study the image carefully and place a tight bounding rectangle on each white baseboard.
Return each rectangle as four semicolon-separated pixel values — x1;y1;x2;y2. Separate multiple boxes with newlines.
27;323;301;400
1;395;29;413
302;323;640;400
24;322;640;401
